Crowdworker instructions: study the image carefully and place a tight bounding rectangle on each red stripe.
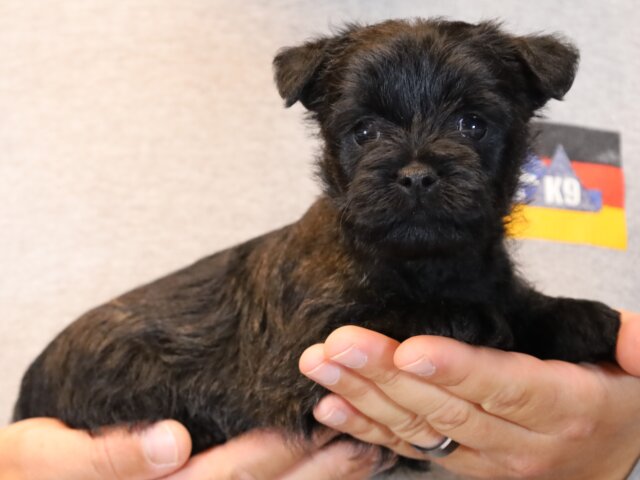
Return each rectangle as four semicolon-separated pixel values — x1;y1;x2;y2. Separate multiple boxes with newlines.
539;157;624;208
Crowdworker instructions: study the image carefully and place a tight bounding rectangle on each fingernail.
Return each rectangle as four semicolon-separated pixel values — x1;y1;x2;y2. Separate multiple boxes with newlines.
141;422;179;467
398;356;436;376
316;407;348;426
330;345;368;368
306;362;341;385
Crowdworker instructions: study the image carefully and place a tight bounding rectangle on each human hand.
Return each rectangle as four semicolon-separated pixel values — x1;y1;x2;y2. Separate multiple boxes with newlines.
300;311;640;479
165;427;383;480
0;418;191;480
0;418;381;480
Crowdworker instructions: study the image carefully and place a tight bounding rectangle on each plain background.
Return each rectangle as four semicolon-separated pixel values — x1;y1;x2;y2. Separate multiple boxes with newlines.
1;1;638;474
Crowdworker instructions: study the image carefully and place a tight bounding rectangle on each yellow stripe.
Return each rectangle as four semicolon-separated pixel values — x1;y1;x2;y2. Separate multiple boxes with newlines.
507;205;627;250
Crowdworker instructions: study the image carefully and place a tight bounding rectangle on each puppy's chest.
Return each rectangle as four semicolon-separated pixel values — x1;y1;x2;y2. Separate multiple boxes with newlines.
273;248;513;348
350;296;514;348
287;278;514;350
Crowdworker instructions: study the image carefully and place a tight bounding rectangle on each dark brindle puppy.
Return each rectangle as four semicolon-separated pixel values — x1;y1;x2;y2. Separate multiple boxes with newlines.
15;18;619;469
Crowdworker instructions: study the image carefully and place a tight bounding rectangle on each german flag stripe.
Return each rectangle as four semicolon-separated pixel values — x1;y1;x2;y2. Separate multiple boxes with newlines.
508;205;627;250
539;157;625;208
534;122;621;167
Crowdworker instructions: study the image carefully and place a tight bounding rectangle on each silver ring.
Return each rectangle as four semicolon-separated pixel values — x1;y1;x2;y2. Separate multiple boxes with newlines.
411;437;459;458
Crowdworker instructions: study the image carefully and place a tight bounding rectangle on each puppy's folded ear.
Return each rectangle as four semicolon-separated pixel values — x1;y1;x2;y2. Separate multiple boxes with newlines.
513;34;580;110
273;37;329;110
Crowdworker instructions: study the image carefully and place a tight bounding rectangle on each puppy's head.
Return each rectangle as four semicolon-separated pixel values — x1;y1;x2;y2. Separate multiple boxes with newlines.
274;19;578;258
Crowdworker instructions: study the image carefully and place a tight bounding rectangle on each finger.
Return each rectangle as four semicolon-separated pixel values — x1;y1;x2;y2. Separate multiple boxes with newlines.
280;439;381;480
311;396;520;480
617;311;640;376
165;429;333;480
314;394;430;460
7;418;190;480
394;335;603;433
300;343;443;450
317;328;536;452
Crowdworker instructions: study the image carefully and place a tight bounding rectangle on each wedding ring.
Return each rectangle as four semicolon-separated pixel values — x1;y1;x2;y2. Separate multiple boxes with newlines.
411;437;459;458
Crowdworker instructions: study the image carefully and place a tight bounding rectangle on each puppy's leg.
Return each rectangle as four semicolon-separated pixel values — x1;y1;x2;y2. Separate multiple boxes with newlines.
506;284;620;362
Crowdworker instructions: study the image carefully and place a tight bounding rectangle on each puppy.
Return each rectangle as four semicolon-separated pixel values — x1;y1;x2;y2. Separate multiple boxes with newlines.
15;18;619;469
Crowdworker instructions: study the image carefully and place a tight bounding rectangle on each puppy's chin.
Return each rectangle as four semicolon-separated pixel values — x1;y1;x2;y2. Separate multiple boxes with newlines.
347;217;485;259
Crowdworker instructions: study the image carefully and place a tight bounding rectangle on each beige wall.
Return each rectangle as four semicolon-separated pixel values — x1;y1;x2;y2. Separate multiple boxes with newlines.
1;0;638;427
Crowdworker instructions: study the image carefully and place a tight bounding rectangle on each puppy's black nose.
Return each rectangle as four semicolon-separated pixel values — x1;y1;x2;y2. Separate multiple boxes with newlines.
397;163;438;193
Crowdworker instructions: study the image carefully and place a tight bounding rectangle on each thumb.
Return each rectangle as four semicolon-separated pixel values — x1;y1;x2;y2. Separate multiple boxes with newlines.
617;311;640;376
4;418;191;480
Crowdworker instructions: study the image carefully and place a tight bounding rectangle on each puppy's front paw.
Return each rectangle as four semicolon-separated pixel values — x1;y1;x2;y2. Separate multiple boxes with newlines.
513;298;620;362
570;301;621;362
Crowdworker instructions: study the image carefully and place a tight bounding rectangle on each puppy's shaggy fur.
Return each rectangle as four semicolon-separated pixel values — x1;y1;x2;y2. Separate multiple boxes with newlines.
15;18;619;469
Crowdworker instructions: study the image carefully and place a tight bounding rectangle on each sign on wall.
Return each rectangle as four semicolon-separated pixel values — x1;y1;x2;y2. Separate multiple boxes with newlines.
509;123;626;249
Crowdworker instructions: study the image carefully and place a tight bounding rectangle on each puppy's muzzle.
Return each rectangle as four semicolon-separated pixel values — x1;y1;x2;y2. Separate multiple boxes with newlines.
397;162;439;196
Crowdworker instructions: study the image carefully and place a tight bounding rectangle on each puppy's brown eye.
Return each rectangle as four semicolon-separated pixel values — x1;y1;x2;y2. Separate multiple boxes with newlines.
457;114;487;140
353;121;380;145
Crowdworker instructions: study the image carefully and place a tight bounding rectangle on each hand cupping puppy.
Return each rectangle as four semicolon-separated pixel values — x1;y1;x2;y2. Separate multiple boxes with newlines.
0;420;381;480
301;311;640;479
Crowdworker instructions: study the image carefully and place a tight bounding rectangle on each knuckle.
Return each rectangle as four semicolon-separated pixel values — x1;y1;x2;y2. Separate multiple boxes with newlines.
439;366;471;388
386;435;408;453
347;420;381;439
343;419;396;449
426;398;471;432
559;416;597;441
504;453;550;478
389;414;428;439
343;381;372;401
581;374;608;414
482;382;531;416
369;367;403;388
557;373;606;440
90;435;122;480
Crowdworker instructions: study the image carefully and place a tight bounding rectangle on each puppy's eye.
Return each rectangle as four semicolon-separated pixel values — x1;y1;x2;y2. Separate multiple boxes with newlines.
457;114;487;140
353;121;380;145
